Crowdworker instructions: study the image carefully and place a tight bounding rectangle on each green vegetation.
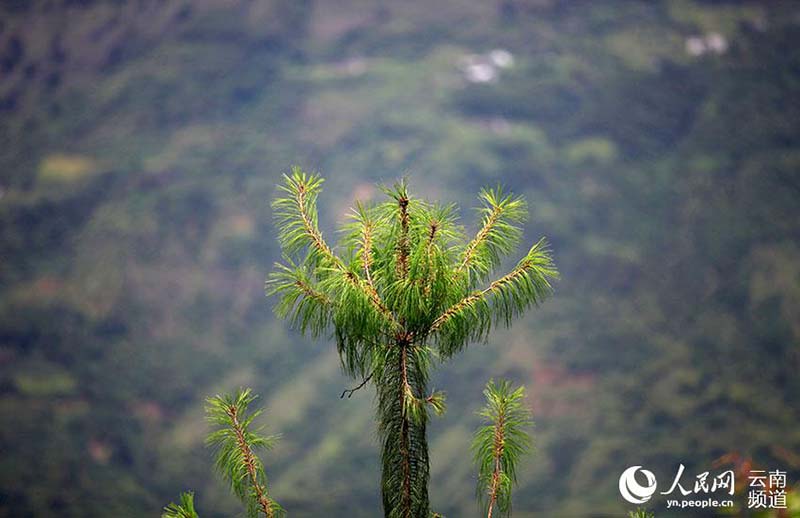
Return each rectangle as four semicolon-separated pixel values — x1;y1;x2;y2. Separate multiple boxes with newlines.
165;380;533;517
205;389;283;517
268;171;554;516
472;380;533;518
165;388;285;518
1;1;799;516
162;492;199;518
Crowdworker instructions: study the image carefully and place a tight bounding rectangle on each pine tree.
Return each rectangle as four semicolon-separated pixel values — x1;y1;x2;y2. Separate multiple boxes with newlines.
267;168;557;517
472;380;533;518
206;389;283;518
163;389;282;518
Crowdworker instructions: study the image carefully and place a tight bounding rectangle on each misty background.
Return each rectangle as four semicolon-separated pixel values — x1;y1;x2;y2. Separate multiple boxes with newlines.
1;1;799;516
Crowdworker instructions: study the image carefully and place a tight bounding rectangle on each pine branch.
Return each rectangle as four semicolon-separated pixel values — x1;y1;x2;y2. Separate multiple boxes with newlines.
206;389;283;518
457;187;527;285
162;491;200;518
421;220;438;297
271;184;400;377
414;202;462;311
229;405;274;518
401;348;447;422
397;199;410;281
431;239;557;356
355;202;378;291
273;168;341;268
472;380;533;518
266;259;333;337
346;202;394;325
384;179;412;281
459;200;501;271
341;371;373;398
273;168;397;329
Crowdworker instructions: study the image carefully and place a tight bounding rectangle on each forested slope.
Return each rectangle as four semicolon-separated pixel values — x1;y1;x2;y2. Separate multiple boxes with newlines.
0;1;798;516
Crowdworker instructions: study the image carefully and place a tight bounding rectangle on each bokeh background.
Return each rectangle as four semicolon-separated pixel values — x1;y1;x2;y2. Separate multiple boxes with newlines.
1;1;799;516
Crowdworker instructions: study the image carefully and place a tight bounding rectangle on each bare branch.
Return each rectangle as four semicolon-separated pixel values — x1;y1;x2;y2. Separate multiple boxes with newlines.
340;372;374;398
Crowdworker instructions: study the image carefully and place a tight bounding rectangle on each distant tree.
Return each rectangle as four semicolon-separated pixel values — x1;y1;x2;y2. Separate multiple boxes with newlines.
267;168;557;517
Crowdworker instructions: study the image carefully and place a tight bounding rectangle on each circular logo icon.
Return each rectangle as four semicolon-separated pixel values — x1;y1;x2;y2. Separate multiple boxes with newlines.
619;466;658;504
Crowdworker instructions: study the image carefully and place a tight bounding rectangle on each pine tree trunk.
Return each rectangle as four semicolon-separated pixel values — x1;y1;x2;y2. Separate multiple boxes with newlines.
377;342;430;518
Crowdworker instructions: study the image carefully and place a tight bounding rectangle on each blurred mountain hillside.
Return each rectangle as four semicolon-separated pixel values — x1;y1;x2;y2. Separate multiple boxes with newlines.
1;1;799;516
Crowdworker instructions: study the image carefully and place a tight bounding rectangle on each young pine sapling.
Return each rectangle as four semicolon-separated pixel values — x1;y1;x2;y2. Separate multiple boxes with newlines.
472;380;533;518
267;169;557;517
